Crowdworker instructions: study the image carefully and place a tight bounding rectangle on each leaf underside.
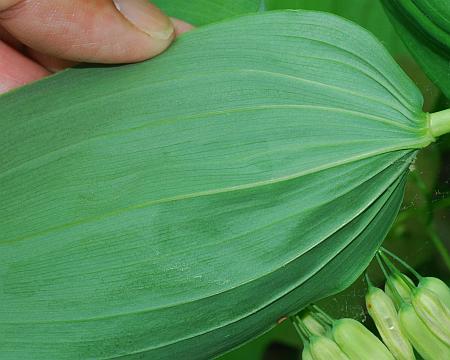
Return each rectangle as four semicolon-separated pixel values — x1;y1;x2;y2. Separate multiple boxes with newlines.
0;10;431;360
264;0;407;56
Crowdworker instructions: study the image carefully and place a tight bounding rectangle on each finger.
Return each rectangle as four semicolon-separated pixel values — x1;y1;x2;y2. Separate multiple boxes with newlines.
26;17;193;72
0;24;22;50
0;40;49;94
171;17;194;36
0;0;175;64
25;48;77;72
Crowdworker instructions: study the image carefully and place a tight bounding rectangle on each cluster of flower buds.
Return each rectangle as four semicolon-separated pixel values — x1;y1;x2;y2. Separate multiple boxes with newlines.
292;248;450;359
292;306;394;359
367;248;450;359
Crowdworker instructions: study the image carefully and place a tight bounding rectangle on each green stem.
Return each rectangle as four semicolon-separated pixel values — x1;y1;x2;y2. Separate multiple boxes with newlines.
309;311;332;332
380;247;422;281
292;315;311;345
428;223;450;270
310;305;334;325
429;108;450;138
365;272;374;288
379;252;416;291
376;253;404;307
409;171;450;272
292;321;308;344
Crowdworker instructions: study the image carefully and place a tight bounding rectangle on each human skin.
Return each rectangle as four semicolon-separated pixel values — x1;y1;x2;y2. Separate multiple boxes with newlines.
0;0;192;94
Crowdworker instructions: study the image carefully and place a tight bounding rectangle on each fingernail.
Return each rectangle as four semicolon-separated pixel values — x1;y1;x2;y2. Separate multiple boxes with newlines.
113;0;174;40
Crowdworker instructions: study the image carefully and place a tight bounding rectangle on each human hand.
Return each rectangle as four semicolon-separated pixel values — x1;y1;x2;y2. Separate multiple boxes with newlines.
0;0;192;94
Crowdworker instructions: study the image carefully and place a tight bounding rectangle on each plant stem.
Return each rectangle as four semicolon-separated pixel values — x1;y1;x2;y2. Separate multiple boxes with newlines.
380;252;416;291
365;272;374;288
292;321;308;344
292;315;311;345
380;247;422;281
428;223;450;270
429;108;450;138
310;305;334;325
376;253;404;307
309;311;332;331
409;171;450;272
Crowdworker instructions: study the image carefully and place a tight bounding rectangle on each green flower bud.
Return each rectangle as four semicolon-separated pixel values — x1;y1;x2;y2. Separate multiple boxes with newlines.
412;287;450;345
302;344;314;360
385;273;414;306
300;312;327;337
366;286;415;360
309;335;350;360
419;277;450;309
332;318;395;360
399;302;450;360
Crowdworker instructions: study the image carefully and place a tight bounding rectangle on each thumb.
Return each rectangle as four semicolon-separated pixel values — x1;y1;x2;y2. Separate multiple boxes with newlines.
0;0;175;63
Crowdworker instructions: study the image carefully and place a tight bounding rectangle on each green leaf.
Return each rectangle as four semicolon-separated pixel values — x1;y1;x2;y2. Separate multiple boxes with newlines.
264;0;407;56
0;10;435;360
152;0;261;25
381;0;450;98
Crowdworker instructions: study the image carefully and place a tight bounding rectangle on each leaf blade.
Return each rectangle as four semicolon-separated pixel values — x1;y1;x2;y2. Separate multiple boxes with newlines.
0;10;431;359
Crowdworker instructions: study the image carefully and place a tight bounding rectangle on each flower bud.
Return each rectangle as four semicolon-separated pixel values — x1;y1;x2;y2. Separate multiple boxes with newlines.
385;273;414;306
366;286;415;360
300;312;327;337
419;277;450;309
332;318;395;360
309;335;350;360
399;302;450;360
412;287;450;345
302;344;314;360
